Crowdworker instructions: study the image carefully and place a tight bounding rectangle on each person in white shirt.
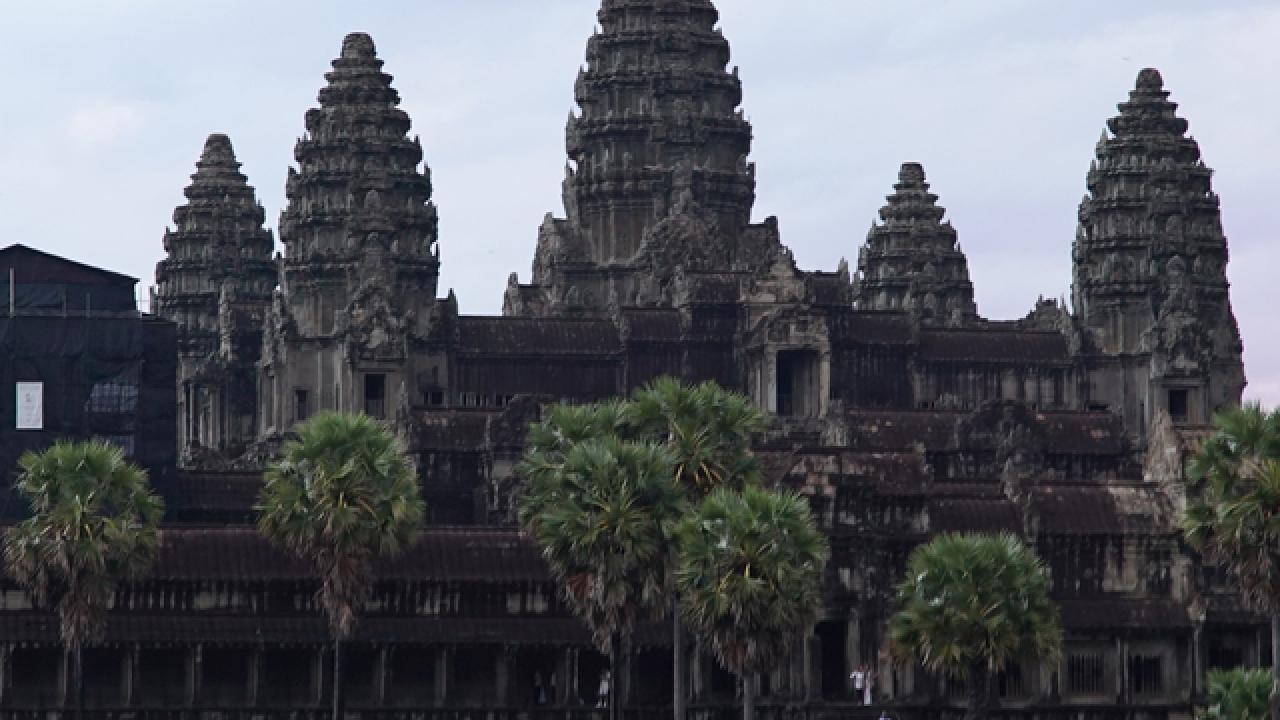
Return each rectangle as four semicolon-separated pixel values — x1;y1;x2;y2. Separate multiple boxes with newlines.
850;664;867;704
596;669;611;708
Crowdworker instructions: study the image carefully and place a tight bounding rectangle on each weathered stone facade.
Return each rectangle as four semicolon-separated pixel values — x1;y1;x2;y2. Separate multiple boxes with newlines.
153;134;275;463
2;2;1255;718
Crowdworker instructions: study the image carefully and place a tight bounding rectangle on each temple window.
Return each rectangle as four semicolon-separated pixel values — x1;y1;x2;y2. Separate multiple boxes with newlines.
201;648;251;706
1208;641;1246;671
388;647;436;706
343;646;379;706
1067;652;1105;696
364;373;387;418
9;647;61;707
294;388;309;422
776;349;820;418
1168;388;1189;423
452;647;499;704
83;648;126;707
1128;653;1164;697
260;648;316;706
137;648;188;707
997;661;1028;699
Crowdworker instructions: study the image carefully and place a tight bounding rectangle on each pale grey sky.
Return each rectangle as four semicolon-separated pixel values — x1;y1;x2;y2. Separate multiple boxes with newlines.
1;1;1276;405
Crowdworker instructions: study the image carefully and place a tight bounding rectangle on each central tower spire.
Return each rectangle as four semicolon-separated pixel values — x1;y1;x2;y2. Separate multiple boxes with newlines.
506;0;770;316
261;32;442;435
567;0;754;263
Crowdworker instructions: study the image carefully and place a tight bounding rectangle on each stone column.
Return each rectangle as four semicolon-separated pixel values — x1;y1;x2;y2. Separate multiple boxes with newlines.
558;647;577;706
845;611;861;698
691;650;705;701
818;349;832;418
248;647;261;707
496;647;511;706
189;644;202;706
0;644;9;706
434;647;449;707
1192;624;1205;702
764;350;778;414
375;646;389;706
313;646;325;706
1114;636;1126;704
803;632;819;702
60;647;70;707
123;644;139;706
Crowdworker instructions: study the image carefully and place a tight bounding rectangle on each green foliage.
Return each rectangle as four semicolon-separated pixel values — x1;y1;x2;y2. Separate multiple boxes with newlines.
629;376;765;496
1185;403;1280;614
3;440;164;651
518;401;632;530
520;436;682;652
675;485;829;676
889;533;1061;681
258;411;424;638
518;377;764;526
1204;668;1274;720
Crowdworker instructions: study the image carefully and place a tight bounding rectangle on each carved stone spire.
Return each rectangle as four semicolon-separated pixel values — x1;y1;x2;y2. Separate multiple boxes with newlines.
564;0;754;264
155;133;275;358
154;133;277;461
854;163;978;325
260;32;442;437
1074;68;1238;347
277;31;439;340
508;0;776;315
1073;68;1243;430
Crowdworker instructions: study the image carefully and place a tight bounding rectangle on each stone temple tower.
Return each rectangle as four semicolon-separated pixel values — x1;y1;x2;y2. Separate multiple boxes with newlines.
260;32;442;435
854;162;979;325
505;0;781;316
153;134;276;464
1073;68;1244;437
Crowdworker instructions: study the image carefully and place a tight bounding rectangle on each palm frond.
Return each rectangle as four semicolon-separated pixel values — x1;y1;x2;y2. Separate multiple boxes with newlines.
258;411;424;639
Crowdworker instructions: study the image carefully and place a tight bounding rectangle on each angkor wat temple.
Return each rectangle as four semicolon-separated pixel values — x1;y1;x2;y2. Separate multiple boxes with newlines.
0;0;1255;717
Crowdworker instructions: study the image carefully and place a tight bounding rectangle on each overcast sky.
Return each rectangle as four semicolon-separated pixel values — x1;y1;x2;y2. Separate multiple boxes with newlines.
1;1;1276;406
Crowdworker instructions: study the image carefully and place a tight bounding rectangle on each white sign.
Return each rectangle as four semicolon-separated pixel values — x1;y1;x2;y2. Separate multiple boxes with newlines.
16;382;43;430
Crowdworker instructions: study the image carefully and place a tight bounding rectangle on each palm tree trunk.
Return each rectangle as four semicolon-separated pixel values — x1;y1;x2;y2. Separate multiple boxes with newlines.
1271;615;1280;720
673;601;686;720
742;672;754;720
610;632;622;720
333;638;345;720
74;644;85;720
965;661;989;720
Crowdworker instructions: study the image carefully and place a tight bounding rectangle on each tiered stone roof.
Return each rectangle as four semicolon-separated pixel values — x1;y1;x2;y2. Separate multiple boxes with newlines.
854;162;978;325
1074;70;1232;330
563;0;755;265
153;134;275;358
277;32;439;339
1074;68;1242;380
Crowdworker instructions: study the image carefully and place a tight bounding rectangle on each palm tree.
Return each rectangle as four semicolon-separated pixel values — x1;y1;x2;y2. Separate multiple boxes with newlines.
630;376;765;720
519;436;683;720
629;376;765;494
675;486;829;720
889;533;1062;720
1185;403;1280;718
258;411;424;720
3;440;164;718
1204;668;1274;720
517;400;631;527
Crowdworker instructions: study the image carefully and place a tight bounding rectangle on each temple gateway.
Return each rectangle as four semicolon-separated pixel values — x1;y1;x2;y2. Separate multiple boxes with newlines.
0;0;1254;717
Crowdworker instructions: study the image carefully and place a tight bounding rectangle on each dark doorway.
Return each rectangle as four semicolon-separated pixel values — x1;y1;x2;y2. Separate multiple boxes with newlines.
777;350;820;418
388;646;436;706
137;648;188;707
364;373;387;418
1168;388;1189;423
816;620;847;699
